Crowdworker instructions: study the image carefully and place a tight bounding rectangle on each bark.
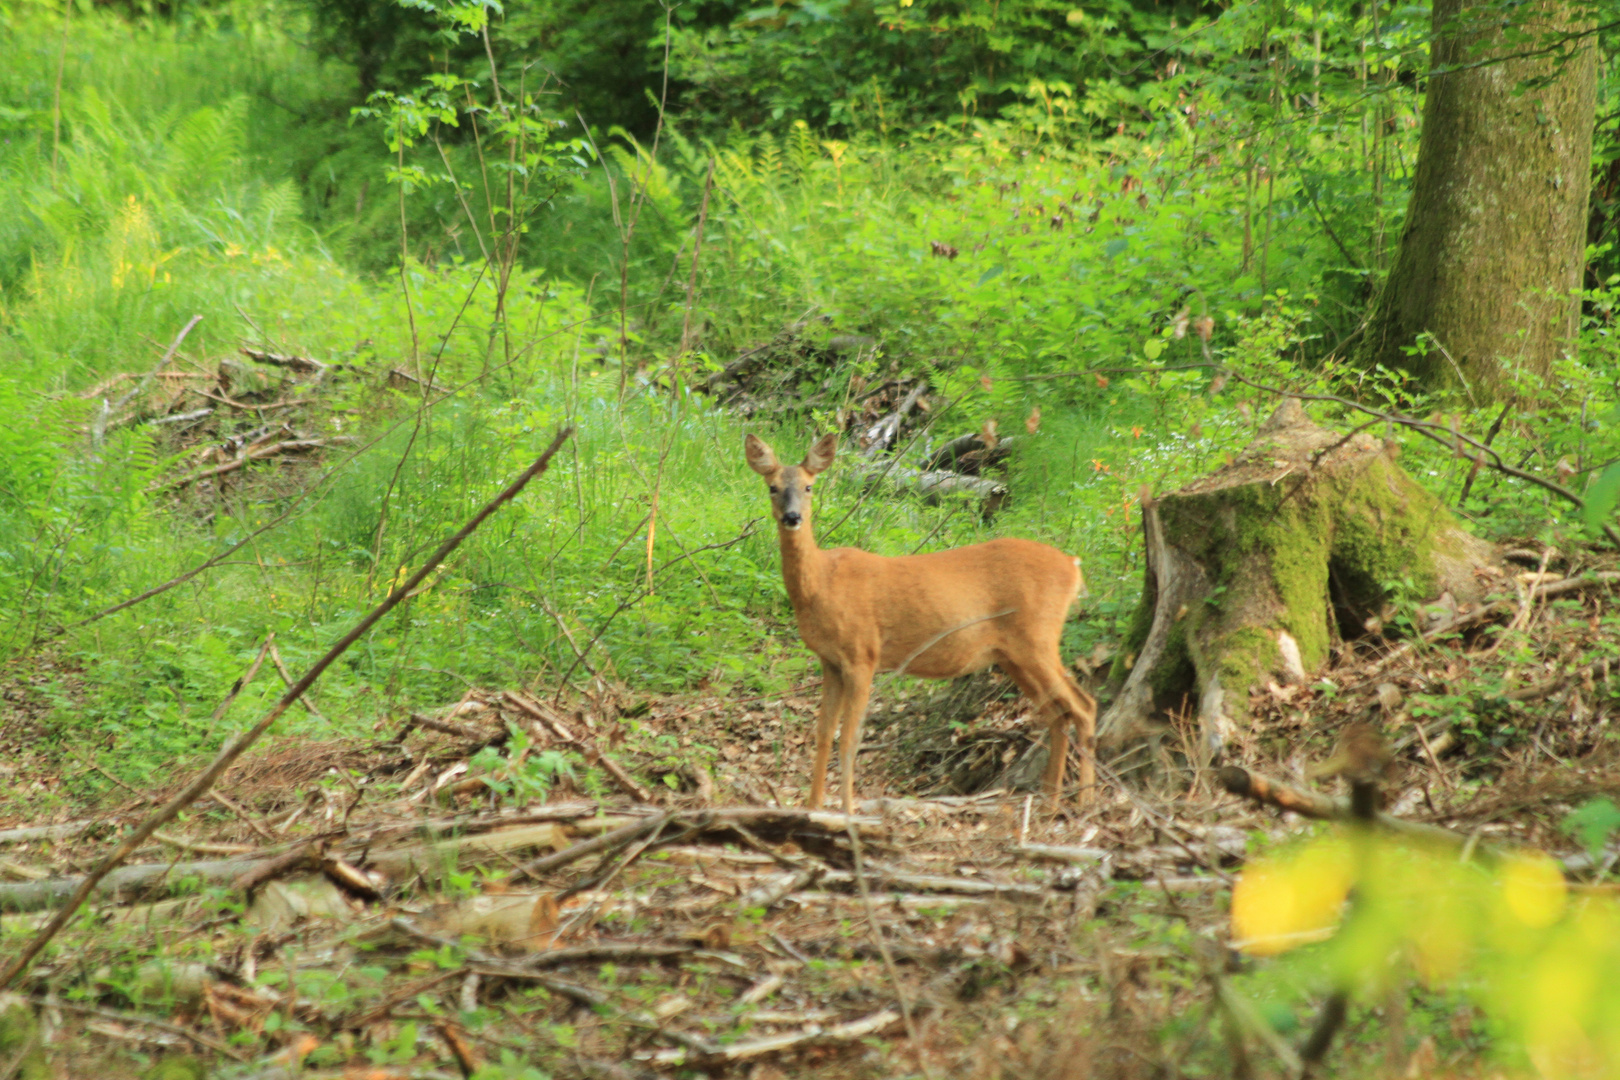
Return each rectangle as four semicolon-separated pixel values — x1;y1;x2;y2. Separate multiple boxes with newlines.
1360;0;1598;396
1099;400;1500;757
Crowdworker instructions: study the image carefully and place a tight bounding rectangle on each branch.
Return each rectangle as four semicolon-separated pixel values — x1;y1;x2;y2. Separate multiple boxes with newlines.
0;428;575;990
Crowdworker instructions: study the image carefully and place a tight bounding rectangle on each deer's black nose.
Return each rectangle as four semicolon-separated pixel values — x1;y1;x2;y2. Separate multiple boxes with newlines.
781;511;802;528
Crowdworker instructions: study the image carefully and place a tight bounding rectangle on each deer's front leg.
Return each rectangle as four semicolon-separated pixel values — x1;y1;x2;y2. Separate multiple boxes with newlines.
808;661;844;810
837;664;876;815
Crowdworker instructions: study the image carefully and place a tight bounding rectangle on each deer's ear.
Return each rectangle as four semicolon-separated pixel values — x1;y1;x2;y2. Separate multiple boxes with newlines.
803;432;838;474
744;434;780;475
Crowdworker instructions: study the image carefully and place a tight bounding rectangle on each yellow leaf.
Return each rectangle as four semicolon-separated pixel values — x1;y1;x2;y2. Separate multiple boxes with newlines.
1230;838;1353;955
1502;852;1567;929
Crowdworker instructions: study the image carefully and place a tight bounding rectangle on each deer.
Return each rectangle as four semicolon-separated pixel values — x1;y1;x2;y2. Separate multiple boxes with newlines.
744;431;1097;814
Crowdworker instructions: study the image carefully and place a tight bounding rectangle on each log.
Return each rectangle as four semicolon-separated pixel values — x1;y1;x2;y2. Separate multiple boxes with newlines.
922;431;1015;474
0;821;568;914
0;821;100;846
844;461;1008;513
240;347;327;376
1100;400;1501;758
0;856;267;913
860;383;927;458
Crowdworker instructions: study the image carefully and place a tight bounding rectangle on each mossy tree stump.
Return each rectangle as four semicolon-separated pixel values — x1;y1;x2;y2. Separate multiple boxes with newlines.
1099;400;1499;759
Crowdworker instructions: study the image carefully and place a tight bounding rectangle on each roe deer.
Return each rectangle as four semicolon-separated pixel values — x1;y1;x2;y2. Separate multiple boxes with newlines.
745;432;1097;813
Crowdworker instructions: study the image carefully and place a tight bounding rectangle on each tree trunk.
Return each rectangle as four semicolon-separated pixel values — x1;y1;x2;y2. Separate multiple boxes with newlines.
1098;401;1500;760
1359;0;1597;397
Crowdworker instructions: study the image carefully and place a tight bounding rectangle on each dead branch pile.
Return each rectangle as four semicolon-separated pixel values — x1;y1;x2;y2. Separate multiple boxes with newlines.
693;320;1015;512
77;339;388;498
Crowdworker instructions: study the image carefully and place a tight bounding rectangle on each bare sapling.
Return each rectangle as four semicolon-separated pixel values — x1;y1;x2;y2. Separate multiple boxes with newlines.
745;432;1097;812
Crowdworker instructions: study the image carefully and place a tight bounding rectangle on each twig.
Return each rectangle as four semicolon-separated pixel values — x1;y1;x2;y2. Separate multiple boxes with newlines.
212;636;274;723
47;998;248;1061
1456;402;1511;505
93;315;202;446
506;811;672;885
502;691;652;802
845;821;932;1080
0;428;574;990
645;1006;902;1066
1213;979;1303;1075
156;438;354;493
553;521;761;690
559;816;685;902
1213;365;1620;549
1353;572;1620;684
269;642;324;720
206;789;279;844
1217;766;1471;852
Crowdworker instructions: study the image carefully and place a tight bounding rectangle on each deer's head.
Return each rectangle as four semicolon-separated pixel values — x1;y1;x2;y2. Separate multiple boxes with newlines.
744;433;837;531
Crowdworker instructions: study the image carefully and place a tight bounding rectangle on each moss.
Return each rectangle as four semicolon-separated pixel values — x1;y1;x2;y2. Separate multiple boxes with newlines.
1110;591;1158;685
1213;626;1281;695
1328;457;1444;600
1194;476;1332;675
0;996;48;1080
1149;617;1196;698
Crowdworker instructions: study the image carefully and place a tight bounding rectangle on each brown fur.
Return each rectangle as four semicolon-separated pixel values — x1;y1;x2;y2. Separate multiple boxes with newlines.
745;432;1098;812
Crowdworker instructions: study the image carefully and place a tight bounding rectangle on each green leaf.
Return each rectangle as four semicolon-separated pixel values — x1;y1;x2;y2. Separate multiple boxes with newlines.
1563;798;1620;857
1144;339;1165;360
975;265;1005;286
1583;462;1620;537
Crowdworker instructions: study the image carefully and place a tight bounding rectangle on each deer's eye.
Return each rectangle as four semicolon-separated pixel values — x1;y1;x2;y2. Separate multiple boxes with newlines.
804;485;813;492
769;486;780;495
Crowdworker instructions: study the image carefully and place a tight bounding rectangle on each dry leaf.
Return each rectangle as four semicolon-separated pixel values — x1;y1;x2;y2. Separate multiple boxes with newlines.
1093;372;1109;389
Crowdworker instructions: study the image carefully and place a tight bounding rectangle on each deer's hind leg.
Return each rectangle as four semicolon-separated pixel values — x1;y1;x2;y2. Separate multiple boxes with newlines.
808;661;845;810
1058;670;1098;802
1002;657;1097;806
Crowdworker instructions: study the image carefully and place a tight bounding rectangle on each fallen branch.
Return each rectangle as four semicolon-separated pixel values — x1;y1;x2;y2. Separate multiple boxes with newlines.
738;868;820;911
410;712;501;743
240;347;327;376
91;314;202;446
846;462;1009;509
0;821;101;847
1216;766;1469;851
0;427;575;990
156;437;356;493
149;407;214;427
506;811;673;885
861;382;927;458
646;1007;903;1066
1357;572;1620;681
46;998;248;1061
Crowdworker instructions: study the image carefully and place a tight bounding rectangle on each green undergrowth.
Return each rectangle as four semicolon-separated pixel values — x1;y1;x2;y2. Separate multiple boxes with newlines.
0;0;1617;807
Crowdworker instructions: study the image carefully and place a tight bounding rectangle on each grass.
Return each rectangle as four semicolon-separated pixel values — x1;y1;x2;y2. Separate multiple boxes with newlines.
0;0;1614;814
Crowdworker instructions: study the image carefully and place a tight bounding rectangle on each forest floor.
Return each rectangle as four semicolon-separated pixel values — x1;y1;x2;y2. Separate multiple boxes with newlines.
0;555;1617;1080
